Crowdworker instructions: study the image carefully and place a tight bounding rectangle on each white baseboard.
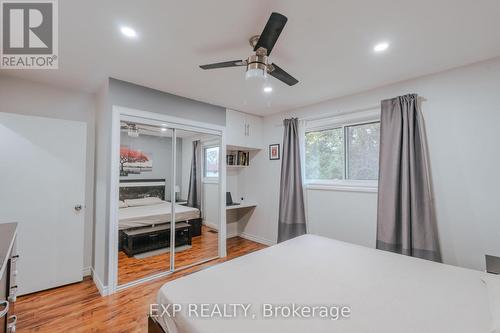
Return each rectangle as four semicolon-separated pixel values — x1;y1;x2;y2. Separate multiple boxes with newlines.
227;231;275;246
239;232;276;246
82;266;92;277
203;221;219;230
91;267;109;296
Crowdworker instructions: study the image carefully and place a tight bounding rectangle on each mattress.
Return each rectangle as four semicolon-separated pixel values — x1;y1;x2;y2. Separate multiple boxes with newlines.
118;201;200;230
155;234;497;333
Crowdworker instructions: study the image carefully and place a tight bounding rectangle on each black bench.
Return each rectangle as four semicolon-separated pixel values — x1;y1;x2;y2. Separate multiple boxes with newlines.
121;222;192;257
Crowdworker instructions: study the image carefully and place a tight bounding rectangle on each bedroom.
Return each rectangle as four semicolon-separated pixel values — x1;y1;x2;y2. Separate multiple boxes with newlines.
0;0;499;332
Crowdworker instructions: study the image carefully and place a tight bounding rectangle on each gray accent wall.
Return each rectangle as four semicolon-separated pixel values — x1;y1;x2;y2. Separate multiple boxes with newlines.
109;78;226;126
120;133;183;200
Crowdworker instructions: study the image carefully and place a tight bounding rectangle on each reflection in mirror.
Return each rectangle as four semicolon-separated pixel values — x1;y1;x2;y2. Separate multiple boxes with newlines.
117;120;173;285
174;129;220;270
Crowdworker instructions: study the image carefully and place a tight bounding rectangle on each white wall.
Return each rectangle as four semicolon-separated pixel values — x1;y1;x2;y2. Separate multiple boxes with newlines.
0;75;96;273
244;57;500;271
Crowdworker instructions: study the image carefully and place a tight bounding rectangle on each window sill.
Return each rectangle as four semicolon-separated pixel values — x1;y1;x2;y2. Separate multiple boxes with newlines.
305;182;378;193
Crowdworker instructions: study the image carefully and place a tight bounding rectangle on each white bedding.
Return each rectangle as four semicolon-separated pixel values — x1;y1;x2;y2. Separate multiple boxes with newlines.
118;201;200;230
156;234;497;333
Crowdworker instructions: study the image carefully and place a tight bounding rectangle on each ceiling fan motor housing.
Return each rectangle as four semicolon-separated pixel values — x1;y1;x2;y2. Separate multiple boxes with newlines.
246;54;268;73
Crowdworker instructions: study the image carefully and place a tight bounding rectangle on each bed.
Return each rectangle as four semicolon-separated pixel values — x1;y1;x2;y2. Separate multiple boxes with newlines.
119;201;200;230
118;179;202;256
152;234;500;333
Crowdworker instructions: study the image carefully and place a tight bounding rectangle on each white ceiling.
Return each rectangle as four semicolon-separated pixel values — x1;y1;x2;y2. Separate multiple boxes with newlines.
2;0;500;115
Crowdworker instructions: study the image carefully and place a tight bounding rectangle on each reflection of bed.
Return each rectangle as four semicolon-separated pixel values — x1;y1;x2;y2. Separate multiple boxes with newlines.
151;235;499;333
119;201;200;230
118;179;202;256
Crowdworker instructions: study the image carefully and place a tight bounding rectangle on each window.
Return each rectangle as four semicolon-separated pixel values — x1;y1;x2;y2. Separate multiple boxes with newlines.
305;121;380;184
204;146;219;178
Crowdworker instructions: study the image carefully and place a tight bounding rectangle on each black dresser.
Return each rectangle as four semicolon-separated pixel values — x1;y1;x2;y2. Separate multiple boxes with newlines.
0;223;18;333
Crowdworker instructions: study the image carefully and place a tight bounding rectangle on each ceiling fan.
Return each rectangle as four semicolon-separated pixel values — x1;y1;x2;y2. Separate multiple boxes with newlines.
199;12;298;86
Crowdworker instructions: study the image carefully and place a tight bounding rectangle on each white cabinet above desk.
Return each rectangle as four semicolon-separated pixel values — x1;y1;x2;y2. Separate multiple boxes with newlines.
226;109;263;150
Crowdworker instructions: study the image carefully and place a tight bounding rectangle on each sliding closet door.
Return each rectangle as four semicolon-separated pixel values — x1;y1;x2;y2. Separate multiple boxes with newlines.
173;129;221;270
117;120;173;286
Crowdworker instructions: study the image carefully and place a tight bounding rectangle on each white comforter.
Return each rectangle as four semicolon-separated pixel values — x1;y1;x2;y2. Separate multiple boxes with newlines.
156;234;498;333
118;201;199;230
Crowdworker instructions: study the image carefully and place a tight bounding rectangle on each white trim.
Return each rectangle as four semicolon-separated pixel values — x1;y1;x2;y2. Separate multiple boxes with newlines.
108;105;227;295
82;266;92;277
91;267;109;296
306;184;378;193
119;181;165;187
219;135;227;257
203;221;219;230
304;109;381;190
239;232;276;246
108;109;121;295
0;226;17;279
117;106;225;134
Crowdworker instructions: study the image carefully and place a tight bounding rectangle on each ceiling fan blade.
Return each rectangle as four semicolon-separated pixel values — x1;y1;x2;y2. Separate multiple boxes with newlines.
268;63;298;86
199;60;246;70
254;12;288;56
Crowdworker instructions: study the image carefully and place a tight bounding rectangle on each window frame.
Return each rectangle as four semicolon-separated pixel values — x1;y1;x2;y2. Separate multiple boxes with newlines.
202;143;220;183
303;110;380;191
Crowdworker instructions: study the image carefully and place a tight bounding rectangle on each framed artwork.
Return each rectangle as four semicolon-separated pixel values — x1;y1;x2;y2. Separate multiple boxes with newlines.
269;144;280;160
120;146;153;176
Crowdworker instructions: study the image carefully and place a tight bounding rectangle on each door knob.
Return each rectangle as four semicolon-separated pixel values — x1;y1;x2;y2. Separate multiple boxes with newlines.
74;205;83;212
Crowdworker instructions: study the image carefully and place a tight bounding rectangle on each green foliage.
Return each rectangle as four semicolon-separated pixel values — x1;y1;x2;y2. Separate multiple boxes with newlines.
305;122;380;181
305;128;344;180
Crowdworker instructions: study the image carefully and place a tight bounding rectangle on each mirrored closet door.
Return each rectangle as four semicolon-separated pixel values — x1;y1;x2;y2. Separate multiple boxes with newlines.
174;129;221;270
116;115;222;288
117;120;173;285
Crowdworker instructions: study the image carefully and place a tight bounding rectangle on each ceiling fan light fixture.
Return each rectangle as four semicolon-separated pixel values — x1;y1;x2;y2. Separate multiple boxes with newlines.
245;67;267;80
245;54;268;80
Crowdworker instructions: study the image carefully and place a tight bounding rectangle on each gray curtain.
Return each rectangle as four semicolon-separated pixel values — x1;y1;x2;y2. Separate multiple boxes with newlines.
187;140;201;211
278;118;307;243
376;94;441;262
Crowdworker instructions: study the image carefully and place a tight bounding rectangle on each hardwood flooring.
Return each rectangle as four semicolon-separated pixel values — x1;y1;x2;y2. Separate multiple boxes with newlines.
119;225;219;285
16;237;267;333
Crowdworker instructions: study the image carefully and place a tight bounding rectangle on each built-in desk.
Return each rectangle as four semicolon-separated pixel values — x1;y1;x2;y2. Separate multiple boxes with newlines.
226;202;257;210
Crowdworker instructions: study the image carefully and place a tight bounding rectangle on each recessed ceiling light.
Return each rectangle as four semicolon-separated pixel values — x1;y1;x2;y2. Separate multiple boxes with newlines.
263;86;273;93
120;26;137;38
373;42;389;53
160;127;167;132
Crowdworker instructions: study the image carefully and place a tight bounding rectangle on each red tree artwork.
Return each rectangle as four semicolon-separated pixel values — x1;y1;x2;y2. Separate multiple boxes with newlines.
120;146;152;175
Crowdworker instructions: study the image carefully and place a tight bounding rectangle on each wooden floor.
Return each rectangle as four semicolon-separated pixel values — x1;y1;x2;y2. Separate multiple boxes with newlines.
119;225;219;285
16;237;267;333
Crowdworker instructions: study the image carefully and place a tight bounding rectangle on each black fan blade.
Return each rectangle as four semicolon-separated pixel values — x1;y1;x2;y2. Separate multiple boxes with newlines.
268;63;298;86
199;60;246;70
254;12;288;56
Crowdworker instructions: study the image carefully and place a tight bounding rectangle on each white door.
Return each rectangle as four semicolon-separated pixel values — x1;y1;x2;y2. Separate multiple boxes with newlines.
0;112;86;295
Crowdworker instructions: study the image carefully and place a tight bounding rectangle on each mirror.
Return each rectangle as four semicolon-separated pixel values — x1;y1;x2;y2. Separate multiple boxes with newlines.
117;120;173;285
173;129;221;270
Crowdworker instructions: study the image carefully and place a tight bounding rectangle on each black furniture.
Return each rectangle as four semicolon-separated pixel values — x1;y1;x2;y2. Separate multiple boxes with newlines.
186;218;202;237
0;223;18;333
121;222;192;257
